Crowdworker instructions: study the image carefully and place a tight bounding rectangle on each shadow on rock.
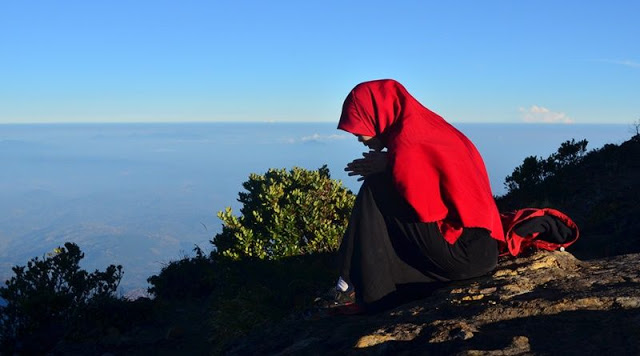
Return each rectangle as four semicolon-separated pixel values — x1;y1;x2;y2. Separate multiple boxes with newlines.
363;309;640;355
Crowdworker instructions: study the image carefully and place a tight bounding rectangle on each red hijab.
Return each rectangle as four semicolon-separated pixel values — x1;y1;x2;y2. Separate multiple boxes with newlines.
338;79;504;244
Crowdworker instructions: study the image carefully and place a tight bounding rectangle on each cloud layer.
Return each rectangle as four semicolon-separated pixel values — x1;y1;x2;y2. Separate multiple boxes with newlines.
283;133;349;144
600;59;640;68
519;105;574;124
300;133;347;142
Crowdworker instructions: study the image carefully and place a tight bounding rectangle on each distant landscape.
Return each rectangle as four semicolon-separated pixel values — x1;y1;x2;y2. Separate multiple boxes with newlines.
0;123;632;292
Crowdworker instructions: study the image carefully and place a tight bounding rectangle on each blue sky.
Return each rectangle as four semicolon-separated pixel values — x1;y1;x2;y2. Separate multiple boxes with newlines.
1;0;638;124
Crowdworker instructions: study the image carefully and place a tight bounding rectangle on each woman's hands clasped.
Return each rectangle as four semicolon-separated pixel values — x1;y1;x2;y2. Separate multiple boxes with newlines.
345;151;389;181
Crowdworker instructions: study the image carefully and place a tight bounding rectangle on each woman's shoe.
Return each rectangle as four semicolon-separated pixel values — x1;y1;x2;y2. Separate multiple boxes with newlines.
312;287;366;315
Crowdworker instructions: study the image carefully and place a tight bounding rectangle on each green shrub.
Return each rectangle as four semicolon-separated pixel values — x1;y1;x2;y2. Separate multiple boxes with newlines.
147;246;217;299
146;165;354;350
0;242;123;353
208;252;337;351
504;139;588;193
211;165;355;260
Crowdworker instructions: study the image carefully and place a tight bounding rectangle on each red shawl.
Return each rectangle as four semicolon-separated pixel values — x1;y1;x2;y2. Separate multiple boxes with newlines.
338;79;505;244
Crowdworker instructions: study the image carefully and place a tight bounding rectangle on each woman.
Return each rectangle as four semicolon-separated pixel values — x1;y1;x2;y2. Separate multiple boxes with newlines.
331;79;505;312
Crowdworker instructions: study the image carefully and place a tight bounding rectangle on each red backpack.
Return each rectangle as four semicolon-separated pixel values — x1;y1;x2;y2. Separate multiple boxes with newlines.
499;208;580;256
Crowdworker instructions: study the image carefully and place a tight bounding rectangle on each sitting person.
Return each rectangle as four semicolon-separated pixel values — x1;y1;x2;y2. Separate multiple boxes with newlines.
329;79;505;313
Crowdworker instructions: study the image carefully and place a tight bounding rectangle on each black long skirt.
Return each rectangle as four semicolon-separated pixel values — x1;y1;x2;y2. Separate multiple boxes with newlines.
338;172;498;305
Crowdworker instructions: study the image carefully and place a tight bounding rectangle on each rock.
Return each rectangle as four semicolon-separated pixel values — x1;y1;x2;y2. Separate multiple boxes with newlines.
463;336;531;355
224;251;640;355
355;334;395;348
615;297;640;309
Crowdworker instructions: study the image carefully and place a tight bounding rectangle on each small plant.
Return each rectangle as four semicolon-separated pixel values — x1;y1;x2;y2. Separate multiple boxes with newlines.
0;242;123;353
211;165;355;260
631;119;640;140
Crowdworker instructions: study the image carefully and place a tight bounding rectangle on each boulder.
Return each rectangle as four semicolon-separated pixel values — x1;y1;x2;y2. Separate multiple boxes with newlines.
225;251;640;355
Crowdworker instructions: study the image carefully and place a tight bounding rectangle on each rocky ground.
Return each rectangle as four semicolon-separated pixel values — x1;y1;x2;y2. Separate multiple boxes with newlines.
225;251;640;355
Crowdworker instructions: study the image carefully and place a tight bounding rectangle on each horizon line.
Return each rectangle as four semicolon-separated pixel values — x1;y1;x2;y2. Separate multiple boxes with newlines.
0;120;632;125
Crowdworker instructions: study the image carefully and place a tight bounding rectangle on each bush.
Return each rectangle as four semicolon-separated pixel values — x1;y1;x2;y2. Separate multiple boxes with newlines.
497;136;640;259
0;242;123;353
147;246;217;299
146;165;354;350
211;165;355;260
504;138;588;193
209;252;337;348
146;247;338;350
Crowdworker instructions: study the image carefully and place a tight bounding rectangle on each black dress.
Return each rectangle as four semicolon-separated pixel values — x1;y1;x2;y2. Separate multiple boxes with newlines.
338;172;498;305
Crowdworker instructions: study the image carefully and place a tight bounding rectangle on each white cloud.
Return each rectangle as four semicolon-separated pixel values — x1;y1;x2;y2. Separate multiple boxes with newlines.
615;60;640;68
599;59;640;68
281;133;349;144
300;133;348;142
519;105;574;124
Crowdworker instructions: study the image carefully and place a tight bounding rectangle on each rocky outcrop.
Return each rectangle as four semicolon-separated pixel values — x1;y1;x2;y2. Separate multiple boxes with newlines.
225;251;640;355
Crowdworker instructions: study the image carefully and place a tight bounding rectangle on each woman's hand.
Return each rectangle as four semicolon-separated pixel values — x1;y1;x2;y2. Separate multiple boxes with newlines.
345;151;389;181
